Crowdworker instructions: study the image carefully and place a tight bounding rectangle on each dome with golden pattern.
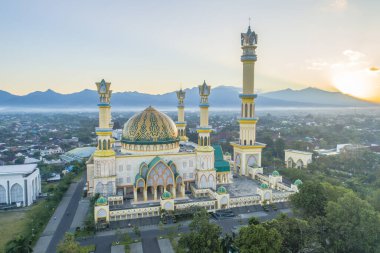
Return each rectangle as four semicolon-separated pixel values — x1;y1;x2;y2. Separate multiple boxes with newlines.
122;106;178;145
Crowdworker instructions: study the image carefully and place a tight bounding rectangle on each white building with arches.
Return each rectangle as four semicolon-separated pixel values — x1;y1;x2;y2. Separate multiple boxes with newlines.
285;149;313;169
0;164;41;207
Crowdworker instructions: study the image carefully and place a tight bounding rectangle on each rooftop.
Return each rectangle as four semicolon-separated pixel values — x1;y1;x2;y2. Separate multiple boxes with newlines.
0;164;38;175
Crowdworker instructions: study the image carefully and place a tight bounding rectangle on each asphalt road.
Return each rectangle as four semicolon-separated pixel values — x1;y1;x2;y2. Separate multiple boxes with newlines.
46;175;86;253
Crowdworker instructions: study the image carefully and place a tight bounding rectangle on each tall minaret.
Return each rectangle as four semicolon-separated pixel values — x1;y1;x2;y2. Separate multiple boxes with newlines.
197;81;212;147
231;25;265;176
195;81;216;190
175;88;188;142
94;79;115;157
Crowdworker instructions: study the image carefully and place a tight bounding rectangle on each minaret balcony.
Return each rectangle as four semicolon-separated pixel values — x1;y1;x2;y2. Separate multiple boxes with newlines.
96;127;113;135
199;103;209;108
97;102;111;107
239;94;258;98
241;55;257;61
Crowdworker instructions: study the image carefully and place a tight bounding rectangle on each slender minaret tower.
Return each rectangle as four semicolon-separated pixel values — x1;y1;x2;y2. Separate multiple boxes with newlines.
231;25;265;176
94;79;115;157
175;88;188;141
197;81;212;147
90;79;116;197
195;81;216;190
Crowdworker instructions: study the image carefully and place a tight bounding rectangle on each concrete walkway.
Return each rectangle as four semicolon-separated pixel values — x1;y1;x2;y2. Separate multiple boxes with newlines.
34;176;85;253
158;239;174;253
69;199;90;232
130;242;143;253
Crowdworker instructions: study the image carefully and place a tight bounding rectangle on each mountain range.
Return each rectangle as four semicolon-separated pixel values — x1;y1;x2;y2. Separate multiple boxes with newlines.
0;86;377;110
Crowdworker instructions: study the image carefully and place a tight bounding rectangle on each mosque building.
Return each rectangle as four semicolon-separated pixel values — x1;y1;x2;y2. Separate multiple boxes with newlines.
87;25;301;225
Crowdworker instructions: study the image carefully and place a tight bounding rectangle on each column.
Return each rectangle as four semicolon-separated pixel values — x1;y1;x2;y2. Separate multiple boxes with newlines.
154;187;157;201
172;186;176;199
133;187;137;202
181;184;185;197
143;188;147;201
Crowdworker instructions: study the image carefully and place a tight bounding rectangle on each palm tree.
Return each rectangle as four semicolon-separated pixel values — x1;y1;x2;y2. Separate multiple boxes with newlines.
220;234;234;253
5;235;33;253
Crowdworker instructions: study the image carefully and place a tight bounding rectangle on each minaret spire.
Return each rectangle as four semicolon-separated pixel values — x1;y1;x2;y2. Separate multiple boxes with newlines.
175;87;188;141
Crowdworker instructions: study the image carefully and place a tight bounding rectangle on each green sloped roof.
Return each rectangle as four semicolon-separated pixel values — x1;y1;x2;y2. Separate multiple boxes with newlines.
148;156;163;169
213;145;230;172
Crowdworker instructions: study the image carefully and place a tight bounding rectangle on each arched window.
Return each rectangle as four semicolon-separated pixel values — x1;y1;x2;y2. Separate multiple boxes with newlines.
0;185;6;204
244;140;247;145
108;140;111;149
250;104;253;117
95;182;104;195
11;183;23;203
106;182;113;196
103;140;107;150
250;140;252;145
98;140;102;150
245;104;248;118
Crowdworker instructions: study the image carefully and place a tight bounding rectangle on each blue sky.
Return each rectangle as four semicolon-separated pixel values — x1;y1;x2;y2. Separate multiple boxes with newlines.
0;0;379;101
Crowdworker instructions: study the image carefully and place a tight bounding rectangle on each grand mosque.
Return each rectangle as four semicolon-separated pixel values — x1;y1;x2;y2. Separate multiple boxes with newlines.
87;25;301;224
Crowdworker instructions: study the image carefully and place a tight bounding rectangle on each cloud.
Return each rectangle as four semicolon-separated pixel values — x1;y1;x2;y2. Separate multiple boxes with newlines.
306;59;328;70
330;0;348;11
307;50;368;71
342;50;365;62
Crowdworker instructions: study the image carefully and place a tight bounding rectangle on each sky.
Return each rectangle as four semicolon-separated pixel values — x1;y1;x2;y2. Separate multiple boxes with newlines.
0;0;379;102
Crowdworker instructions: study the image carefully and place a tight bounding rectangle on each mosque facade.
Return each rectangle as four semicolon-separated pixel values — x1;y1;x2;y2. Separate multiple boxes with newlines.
87;25;301;225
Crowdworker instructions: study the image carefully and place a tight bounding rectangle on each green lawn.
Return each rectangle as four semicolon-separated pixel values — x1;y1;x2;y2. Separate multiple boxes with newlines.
0;210;28;253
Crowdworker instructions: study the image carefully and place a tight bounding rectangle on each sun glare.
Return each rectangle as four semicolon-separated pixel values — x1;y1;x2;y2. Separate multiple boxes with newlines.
332;70;380;103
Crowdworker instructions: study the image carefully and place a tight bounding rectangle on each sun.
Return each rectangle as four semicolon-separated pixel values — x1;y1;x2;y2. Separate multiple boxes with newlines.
331;70;380;103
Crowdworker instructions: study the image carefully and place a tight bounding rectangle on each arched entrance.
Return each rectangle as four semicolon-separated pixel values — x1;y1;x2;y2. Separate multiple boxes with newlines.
11;183;23;204
235;154;241;175
287;158;294;168
296;159;304;168
0;185;6;204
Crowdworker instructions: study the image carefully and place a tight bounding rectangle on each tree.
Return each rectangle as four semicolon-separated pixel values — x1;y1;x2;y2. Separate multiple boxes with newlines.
248;217;260;226
5;235;33;253
325;192;380;253
57;233;81;253
14;157;25;165
290;181;327;217
220;234;234;253
178;209;222;253
264;214;315;253
235;224;282;253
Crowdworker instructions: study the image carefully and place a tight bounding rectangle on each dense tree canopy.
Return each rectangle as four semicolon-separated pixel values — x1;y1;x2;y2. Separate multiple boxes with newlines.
178;209;222;253
325;192;380;253
235;224;282;253
290;181;328;217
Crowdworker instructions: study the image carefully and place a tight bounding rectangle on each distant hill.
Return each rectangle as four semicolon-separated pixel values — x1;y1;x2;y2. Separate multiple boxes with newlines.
0;86;377;110
263;87;373;107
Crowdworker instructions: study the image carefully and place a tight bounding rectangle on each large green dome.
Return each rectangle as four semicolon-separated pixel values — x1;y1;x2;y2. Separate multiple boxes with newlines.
122;106;178;144
272;170;280;176
294;179;303;186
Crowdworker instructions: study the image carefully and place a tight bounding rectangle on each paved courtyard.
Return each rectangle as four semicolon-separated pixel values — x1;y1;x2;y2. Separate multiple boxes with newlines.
223;176;261;197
